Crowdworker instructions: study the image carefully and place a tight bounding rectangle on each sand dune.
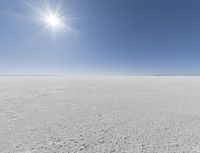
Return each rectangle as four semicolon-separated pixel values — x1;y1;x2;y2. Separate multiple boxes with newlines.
1;76;200;152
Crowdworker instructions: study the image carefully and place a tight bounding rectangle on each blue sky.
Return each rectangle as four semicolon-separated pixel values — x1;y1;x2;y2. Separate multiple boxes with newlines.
0;0;200;75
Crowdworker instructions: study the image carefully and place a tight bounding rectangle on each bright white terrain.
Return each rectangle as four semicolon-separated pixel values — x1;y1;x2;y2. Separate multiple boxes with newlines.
1;76;200;153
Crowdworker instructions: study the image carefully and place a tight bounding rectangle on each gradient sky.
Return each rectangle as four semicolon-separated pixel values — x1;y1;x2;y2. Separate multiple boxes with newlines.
0;0;200;75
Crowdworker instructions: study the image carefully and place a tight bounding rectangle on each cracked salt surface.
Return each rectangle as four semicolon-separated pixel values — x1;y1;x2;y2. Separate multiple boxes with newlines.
1;76;200;152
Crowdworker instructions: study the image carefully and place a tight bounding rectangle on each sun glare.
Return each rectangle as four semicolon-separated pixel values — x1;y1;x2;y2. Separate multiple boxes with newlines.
22;0;77;35
44;13;62;29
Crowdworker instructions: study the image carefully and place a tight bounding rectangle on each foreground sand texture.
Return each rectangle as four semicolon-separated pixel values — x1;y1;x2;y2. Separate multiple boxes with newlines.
1;76;200;153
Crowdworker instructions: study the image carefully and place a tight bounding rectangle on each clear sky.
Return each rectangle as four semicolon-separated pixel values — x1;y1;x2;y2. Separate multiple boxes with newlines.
0;0;200;75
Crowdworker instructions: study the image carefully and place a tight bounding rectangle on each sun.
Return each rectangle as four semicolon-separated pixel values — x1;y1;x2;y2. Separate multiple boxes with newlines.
35;2;66;33
42;10;65;32
22;0;77;35
44;13;62;29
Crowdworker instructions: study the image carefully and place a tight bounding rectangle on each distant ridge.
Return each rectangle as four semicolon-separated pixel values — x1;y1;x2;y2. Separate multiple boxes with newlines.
154;74;200;76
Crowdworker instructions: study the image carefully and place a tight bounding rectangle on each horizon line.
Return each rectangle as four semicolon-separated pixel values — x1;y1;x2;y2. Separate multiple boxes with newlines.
0;74;200;76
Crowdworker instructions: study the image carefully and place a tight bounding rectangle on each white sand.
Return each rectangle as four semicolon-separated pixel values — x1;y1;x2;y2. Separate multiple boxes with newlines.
1;76;200;153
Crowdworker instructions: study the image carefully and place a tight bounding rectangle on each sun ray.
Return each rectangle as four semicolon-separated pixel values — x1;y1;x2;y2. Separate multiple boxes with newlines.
21;0;76;36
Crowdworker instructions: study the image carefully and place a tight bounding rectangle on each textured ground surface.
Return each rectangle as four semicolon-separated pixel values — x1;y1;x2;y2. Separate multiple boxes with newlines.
1;76;200;153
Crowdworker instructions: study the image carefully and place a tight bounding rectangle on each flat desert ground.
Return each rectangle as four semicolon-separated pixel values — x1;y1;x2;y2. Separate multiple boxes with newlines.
1;76;200;153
